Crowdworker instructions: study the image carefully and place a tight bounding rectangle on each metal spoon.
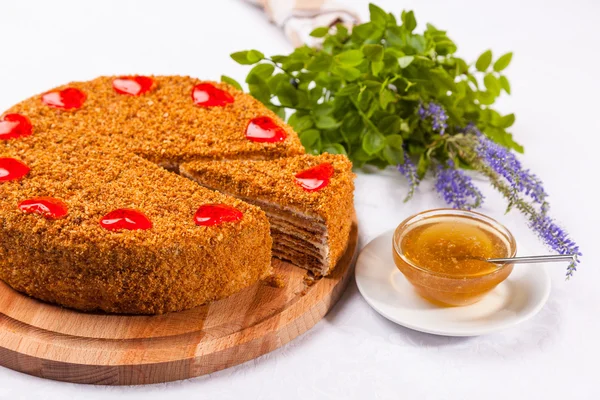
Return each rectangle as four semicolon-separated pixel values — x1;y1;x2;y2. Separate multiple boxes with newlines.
486;254;578;265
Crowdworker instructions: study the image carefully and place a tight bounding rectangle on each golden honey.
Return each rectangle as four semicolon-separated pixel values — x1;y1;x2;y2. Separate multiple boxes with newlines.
393;209;516;306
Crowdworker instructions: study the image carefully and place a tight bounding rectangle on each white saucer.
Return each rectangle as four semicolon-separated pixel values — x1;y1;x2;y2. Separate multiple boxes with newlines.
355;230;551;336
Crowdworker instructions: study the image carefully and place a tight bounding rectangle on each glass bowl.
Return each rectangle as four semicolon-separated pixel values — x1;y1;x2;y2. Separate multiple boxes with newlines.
392;209;517;307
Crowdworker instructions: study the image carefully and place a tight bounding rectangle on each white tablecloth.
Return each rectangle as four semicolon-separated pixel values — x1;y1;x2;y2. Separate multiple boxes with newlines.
0;0;598;398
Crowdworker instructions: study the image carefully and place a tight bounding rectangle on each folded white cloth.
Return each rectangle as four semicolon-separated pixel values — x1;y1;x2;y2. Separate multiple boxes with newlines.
245;0;360;47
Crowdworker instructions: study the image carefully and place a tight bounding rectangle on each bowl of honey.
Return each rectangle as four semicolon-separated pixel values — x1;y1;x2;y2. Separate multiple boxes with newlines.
392;209;517;307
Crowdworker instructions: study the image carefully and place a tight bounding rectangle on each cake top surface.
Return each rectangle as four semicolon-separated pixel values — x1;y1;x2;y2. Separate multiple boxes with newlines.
180;153;355;220
3;76;305;164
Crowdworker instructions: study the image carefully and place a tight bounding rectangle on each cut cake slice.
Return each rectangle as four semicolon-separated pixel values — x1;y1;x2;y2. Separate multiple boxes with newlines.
180;153;355;276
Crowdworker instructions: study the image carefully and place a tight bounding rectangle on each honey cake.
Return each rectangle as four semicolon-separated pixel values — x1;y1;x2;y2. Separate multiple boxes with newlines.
0;75;305;314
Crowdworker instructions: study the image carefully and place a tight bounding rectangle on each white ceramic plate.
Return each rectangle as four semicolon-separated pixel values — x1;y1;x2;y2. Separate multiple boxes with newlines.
355;230;551;336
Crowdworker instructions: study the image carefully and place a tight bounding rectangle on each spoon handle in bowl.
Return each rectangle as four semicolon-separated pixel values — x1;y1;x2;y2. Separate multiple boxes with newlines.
487;254;577;265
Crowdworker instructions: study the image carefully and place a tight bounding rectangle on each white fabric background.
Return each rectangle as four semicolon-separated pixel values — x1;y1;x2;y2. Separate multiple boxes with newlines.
0;0;598;398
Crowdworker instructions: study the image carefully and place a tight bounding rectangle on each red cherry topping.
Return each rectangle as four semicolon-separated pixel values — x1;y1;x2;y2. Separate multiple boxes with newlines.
42;88;86;110
192;83;234;107
0;114;32;140
18;197;68;219
0;158;30;182
295;163;335;192
245;117;287;143
113;76;154;96
100;209;153;231
194;204;243;226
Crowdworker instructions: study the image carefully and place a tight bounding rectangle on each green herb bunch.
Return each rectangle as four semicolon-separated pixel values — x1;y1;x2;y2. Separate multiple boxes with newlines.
225;3;519;177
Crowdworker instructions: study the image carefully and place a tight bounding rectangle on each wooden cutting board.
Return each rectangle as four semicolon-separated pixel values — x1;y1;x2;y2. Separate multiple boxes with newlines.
0;221;358;385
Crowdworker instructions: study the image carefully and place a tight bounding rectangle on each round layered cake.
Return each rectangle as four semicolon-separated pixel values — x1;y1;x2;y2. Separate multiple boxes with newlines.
0;76;306;314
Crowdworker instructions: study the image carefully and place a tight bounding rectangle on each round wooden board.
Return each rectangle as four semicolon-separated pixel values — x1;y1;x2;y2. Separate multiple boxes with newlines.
0;221;358;385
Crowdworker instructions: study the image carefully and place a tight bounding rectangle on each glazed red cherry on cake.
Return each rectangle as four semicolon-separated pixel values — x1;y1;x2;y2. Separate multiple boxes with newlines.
0;114;32;140
18;197;68;219
42;88;86;110
192;83;234;107
113;76;154;96
0;158;30;182
194;204;243;226
295;163;335;192
245;116;287;143
100;209;153;231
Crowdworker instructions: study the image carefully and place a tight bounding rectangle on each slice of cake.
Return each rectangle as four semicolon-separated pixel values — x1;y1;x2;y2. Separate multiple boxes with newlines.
180;154;355;276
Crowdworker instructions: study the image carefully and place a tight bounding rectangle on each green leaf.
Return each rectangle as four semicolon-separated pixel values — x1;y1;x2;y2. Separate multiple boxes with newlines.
337;84;360;96
275;81;298;107
299;129;321;148
334;50;364;67
248;63;275;79
332;65;361;81
310;27;330;38
362;130;386;155
383;145;405;165
316;116;340;129
362;44;384;61
500;113;516;128
323;143;347;155
313;103;334;116
266;73;288;93
341;113;365;142
290;115;314;132
416;154;430;179
398;56;414;69
369;3;388;25
352;22;378;41
379;89;396;110
270;55;288;63
475;50;492;72
401;10;417;32
221;75;242;91
307;53;332;72
478;91;496;105
231;50;264;65
499;75;511;94
386;134;404;149
371;60;384;76
377;116;401;135
484;74;501;96
247;78;271;103
493;52;513;72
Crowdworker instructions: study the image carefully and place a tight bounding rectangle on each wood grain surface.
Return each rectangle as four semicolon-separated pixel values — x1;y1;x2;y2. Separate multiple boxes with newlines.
0;221;358;385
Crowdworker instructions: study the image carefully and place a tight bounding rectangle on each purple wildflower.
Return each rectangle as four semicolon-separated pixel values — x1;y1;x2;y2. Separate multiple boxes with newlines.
528;211;581;278
418;102;449;135
476;135;547;204
397;151;420;201
435;160;484;209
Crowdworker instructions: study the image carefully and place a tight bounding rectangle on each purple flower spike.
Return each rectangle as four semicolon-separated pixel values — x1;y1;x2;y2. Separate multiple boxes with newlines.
418;102;449;135
435;160;484;209
527;212;582;279
397;151;420;201
476;135;547;205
